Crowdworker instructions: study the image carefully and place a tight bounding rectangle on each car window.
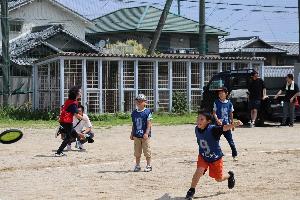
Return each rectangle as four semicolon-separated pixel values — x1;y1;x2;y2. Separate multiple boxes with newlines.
209;77;226;90
230;76;248;89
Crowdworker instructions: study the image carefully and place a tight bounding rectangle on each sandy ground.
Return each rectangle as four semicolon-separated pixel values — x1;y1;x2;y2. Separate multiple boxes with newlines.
0;124;300;200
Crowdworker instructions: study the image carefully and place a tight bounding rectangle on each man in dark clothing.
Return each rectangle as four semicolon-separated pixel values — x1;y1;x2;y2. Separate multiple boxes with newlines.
247;71;267;127
275;74;300;127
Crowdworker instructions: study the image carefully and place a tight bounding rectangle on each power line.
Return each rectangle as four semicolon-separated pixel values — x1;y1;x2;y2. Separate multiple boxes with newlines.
256;0;278;41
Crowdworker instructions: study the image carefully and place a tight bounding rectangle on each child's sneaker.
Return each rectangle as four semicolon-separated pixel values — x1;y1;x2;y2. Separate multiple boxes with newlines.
78;142;84;150
75;141;84;150
133;165;141;172
144;165;152;172
66;144;72;151
55;152;65;157
228;171;235;189
185;188;195;200
233;156;238;161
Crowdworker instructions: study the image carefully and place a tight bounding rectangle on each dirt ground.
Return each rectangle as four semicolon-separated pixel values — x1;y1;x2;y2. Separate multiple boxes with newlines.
0;124;300;200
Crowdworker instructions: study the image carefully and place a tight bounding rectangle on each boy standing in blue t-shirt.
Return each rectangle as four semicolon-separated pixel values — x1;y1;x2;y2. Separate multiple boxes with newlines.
130;94;153;172
213;87;238;161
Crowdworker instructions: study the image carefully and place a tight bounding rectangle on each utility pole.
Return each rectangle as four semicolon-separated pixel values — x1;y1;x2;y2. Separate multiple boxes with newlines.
177;0;181;15
147;0;173;55
1;0;10;106
198;0;206;56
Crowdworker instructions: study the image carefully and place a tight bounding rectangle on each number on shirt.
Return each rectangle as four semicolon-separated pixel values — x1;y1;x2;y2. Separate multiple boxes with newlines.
136;118;143;130
199;139;210;154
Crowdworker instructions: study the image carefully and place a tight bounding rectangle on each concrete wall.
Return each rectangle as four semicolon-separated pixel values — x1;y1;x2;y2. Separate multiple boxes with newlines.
0;0;88;41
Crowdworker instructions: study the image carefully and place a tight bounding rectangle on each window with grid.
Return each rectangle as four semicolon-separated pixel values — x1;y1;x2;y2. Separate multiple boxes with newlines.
123;61;135;89
87;92;100;113
138;61;154;109
102;61;119;113
49;61;60;109
87;60;99;89
9;20;23;32
64;60;82;100
204;63;219;84
158;62;169;89
191;62;200;89
222;63;232;72
172;62;187;91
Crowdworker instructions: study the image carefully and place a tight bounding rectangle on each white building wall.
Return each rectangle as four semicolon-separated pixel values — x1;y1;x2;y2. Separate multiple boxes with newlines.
0;0;88;41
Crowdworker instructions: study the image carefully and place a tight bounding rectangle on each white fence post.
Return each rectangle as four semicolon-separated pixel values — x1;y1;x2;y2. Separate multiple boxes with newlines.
98;59;103;113
32;64;38;110
260;62;265;80
187;61;192;112
134;60;139;97
47;63;51;108
119;60;124;112
154;61;159;112
59;58;64;106
82;59;88;113
200;62;205;94
218;61;222;72
168;61;173;112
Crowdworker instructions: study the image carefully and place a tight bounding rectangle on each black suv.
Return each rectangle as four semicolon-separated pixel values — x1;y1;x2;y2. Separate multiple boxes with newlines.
201;69;300;125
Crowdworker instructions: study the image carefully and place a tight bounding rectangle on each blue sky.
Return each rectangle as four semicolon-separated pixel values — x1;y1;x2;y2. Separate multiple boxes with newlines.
57;0;298;42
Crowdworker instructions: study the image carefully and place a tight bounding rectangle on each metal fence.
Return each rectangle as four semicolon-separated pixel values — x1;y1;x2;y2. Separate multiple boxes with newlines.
34;54;265;113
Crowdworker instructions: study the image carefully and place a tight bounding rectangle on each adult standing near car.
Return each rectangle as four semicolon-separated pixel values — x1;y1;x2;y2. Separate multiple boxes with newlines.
247;71;267;128
274;74;300;127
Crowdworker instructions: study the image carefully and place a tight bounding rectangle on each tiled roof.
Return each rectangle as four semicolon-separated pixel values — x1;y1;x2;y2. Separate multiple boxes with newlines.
7;25;99;58
8;0;32;10
1;25;99;65
239;48;286;53
35;51;265;64
11;57;38;66
88;6;228;36
220;36;287;54
268;42;299;56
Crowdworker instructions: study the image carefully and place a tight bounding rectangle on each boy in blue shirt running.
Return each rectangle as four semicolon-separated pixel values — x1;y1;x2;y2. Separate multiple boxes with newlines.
130;94;153;172
185;111;242;200
213;87;238;161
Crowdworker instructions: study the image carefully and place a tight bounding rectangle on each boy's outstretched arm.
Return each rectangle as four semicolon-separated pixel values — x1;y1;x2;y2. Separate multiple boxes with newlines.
223;120;243;132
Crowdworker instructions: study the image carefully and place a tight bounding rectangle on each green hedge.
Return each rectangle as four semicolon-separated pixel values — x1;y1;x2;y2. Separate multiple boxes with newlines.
0;106;59;121
0;105;194;122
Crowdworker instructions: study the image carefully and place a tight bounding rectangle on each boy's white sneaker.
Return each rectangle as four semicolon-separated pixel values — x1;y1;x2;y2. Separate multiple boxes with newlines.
144;165;152;172
55;152;65;157
66;144;72;151
75;141;84;150
133;165;141;172
233;156;238;161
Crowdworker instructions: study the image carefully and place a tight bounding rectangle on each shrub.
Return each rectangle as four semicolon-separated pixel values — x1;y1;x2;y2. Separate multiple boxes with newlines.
0;105;59;121
172;92;188;114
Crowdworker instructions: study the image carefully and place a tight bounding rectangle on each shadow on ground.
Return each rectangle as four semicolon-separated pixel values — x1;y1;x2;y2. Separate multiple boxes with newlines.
34;155;59;158
98;170;132;174
156;192;225;200
50;149;87;152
